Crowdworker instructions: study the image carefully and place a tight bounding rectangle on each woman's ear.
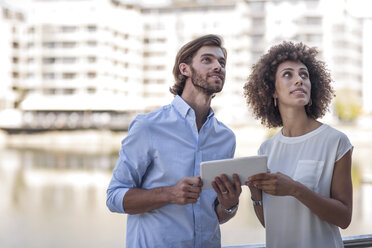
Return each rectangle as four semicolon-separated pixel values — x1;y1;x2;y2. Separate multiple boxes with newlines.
179;63;190;77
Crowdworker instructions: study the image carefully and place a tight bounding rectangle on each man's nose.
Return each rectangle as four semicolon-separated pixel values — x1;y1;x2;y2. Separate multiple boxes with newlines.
213;61;222;72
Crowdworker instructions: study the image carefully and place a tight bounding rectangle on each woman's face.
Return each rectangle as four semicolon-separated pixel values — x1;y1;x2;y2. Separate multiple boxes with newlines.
273;60;311;108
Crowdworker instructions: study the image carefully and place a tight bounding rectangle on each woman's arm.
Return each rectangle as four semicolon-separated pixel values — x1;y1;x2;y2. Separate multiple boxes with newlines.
293;150;353;228
247;185;265;227
248;150;353;228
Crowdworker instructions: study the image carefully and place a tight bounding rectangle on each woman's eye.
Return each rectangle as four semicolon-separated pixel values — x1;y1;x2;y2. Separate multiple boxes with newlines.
283;72;291;77
300;73;309;79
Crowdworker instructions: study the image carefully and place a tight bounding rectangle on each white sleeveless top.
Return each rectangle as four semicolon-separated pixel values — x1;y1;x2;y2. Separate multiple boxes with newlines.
258;124;352;248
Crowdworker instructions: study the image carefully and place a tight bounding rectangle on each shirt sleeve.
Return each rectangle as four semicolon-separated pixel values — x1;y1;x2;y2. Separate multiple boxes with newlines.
106;116;153;213
230;133;236;158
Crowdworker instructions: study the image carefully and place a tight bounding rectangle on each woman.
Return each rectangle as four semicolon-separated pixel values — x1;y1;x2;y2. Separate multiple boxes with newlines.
243;41;353;248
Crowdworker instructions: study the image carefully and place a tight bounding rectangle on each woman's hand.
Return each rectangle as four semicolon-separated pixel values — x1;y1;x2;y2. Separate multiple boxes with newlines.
246;172;297;197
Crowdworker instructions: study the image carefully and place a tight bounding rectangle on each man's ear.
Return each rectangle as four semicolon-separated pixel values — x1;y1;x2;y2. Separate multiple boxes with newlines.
179;63;190;77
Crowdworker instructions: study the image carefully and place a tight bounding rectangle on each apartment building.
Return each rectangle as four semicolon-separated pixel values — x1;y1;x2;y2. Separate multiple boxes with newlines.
1;0;144;130
140;0;252;124
0;2;23;110
0;0;367;131
140;0;364;124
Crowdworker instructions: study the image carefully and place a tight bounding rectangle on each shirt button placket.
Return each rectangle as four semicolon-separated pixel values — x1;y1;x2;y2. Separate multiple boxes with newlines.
195;143;202;247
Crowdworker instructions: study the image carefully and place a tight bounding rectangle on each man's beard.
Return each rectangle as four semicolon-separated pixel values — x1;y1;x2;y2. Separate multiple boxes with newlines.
190;66;224;96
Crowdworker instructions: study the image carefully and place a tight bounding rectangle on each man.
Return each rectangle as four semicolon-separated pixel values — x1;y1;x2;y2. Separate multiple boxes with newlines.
106;34;241;248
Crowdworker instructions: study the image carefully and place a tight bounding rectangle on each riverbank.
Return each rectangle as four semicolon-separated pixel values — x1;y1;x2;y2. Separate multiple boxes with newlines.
1;124;371;153
0;129;126;154
2;123;371;182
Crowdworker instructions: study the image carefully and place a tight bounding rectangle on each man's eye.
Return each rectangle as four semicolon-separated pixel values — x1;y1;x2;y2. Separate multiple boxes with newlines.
202;57;211;62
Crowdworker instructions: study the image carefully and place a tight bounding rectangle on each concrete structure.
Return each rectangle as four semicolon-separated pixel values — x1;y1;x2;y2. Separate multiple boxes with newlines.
0;0;368;131
362;18;372;114
0;0;145;130
0;1;24;110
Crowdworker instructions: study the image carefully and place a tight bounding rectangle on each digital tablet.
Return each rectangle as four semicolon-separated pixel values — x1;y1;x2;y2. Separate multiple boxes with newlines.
200;155;268;190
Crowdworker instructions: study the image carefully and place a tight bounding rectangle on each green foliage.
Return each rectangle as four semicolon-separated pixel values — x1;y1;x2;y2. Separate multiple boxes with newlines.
334;89;361;122
351;161;361;189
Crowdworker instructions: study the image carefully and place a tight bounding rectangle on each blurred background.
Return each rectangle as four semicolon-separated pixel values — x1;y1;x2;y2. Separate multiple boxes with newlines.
0;0;371;247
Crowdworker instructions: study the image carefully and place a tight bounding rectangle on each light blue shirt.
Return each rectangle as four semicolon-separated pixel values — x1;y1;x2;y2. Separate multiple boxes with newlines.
106;95;236;248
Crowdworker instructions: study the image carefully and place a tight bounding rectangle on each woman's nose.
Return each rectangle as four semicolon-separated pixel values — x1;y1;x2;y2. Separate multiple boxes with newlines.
295;76;303;86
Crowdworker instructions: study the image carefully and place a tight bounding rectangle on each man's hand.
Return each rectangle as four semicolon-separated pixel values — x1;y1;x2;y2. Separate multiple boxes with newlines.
169;176;203;205
212;173;241;210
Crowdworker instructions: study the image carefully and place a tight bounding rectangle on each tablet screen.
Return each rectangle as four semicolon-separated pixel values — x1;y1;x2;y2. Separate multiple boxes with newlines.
200;155;267;190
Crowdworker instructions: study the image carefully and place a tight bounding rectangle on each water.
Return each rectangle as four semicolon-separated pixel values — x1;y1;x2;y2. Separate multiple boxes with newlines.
0;127;371;247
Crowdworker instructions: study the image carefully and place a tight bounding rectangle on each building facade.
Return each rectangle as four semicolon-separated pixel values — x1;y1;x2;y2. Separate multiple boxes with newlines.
0;0;367;131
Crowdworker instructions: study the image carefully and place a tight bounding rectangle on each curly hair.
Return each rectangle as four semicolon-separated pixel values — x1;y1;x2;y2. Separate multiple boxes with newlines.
243;41;334;128
170;34;227;96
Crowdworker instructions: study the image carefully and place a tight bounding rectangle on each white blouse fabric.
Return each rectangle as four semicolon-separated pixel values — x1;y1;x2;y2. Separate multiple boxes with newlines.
258;124;353;248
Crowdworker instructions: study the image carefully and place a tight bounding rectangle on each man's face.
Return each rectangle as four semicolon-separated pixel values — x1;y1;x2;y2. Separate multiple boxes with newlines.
189;46;226;96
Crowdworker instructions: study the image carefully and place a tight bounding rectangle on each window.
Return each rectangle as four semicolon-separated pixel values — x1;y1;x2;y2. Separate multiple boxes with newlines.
87;56;96;63
305;34;322;43
87;41;97;47
250;2;264;12
61;26;76;33
43;73;55;79
304;17;322;25
62;42;76;48
27;42;35;48
62;73;76;79
87;25;97;32
62;57;77;64
28;27;35;34
252;17;264;27
87;88;96;94
251;35;263;44
143;65;166;70
64;89;75;95
26;73;35;79
43;57;56;64
12;71;19;79
3;8;10;19
43;42;56;48
87;72;96;78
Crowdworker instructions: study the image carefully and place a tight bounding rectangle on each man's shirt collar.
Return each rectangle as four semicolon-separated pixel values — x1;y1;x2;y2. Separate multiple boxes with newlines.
172;95;214;119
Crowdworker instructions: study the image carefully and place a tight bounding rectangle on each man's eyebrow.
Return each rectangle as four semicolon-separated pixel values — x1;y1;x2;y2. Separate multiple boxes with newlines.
201;53;226;61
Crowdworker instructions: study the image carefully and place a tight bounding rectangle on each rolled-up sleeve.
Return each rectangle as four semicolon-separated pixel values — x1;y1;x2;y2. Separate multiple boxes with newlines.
106;116;152;213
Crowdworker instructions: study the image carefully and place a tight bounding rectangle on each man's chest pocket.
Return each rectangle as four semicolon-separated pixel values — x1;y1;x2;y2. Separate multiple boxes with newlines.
293;160;324;191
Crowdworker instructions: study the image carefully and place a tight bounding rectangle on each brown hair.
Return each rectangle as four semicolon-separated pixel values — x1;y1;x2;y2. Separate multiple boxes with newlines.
170;34;227;96
243;41;334;128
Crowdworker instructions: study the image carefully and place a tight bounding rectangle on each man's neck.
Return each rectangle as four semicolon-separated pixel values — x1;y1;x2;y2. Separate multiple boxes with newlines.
181;91;212;132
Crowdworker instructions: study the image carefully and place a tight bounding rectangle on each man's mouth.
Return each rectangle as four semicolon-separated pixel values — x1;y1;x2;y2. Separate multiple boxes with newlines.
208;73;224;81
